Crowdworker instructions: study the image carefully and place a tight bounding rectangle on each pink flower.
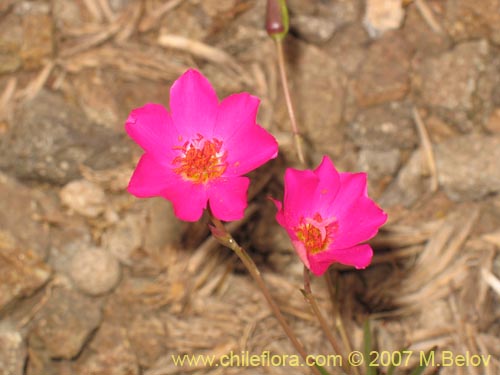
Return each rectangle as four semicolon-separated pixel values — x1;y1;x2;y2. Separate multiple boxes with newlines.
273;156;387;276
126;69;278;222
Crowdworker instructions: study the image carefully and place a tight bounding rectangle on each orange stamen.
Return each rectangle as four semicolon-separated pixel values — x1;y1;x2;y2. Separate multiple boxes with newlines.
172;134;228;184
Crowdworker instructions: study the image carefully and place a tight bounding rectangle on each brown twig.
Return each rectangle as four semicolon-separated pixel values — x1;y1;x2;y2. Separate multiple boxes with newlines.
412;106;439;192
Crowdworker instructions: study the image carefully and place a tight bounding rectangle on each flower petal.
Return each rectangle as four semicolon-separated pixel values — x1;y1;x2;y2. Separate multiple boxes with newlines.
291;240;311;270
208;177;250;221
282;168;320;226
161;180;208;222
214;93;260;141
125;104;178;160
331;173;388;249
309;244;374;276
169;69;218;138
127;153;177;197
312;156;341;217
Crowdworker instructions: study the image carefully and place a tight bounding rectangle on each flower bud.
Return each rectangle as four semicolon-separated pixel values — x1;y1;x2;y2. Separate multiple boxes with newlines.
266;0;289;41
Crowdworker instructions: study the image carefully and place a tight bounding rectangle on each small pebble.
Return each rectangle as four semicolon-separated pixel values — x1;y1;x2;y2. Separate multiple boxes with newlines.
70;247;121;296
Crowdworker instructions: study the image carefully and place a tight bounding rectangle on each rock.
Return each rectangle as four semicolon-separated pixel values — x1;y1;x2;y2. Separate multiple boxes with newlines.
354;33;411;107
363;0;404;38
487;108;500;133
0;173;51;257
30;288;102;359
379;149;427;208
0;322;26;375
60;180;107;218
15;1;53;69
283;40;345;157
102;199;182;265
128;314;167;368
413;40;490;132
0;90;131;185
76;323;139;375
435;134;500;201
381;134;500;207
347;101;417;149
69;247;121;296
71;72;121;130
325;23;370;76
290;0;362;43
403;2;451;56
357;148;401;180
0;12;22;74
0;231;51;312
101;213;143;265
445;0;500;45
291;15;337;44
52;0;90;31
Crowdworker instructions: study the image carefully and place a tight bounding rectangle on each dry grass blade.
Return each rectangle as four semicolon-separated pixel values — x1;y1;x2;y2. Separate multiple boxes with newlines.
0;78;17;118
60;45;187;81
97;0;116;22
157;34;252;85
481;269;500;296
414;0;444;34
413;106;439;192
82;0;104;22
374;207;480;311
139;0;185;32
18;61;55;101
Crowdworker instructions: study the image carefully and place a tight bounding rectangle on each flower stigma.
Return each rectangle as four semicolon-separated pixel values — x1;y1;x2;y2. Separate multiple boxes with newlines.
173;133;228;184
295;213;338;255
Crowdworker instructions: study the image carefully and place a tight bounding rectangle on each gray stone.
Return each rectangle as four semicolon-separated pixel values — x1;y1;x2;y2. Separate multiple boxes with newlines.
0;90;131;185
445;0;500;45
347;101;417;149
325;23;369;76
0;173;51;258
128;314;167;368
413;40;490;132
60;180;107;218
435;134;500;201
403;2;451;56
285;40;345;157
379;149;427;208
30;288;102;359
354;32;411;107
0;12;22;74
69;247;121;296
363;0;404;38
291;15;337;44
14;1;53;70
0;231;51;313
381;134;500;207
76;323;139;375
0;323;26;375
357;148;401;180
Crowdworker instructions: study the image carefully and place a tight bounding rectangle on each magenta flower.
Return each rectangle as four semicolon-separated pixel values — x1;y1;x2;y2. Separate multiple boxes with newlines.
273;156;387;276
126;69;278;222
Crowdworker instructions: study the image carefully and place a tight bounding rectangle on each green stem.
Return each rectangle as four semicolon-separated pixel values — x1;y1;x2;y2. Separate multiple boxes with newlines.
209;214;323;375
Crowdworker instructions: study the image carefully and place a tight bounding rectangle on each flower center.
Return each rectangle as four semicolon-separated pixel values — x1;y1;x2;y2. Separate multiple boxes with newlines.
172;134;228;184
295;213;338;255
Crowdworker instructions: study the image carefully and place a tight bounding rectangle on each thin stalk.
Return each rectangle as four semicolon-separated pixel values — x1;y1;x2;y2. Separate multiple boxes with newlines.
275;39;305;165
209;214;322;375
302;268;349;374
325;271;361;375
